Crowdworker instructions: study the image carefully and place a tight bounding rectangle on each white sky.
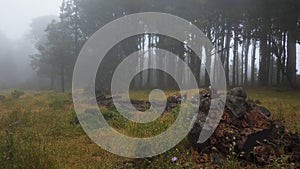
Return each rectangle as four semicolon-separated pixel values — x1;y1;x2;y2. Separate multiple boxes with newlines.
0;0;62;40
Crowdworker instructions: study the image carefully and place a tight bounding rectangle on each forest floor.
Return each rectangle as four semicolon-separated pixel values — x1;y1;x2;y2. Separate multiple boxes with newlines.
0;88;299;169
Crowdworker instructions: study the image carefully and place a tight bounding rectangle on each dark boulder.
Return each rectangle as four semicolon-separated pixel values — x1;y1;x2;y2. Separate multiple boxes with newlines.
250;105;271;117
225;95;247;118
228;87;247;100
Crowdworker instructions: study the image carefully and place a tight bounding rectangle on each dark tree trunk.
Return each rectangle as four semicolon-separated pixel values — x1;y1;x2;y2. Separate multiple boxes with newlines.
267;35;272;86
251;40;257;85
276;32;284;86
259;23;269;86
244;38;250;85
241;40;245;86
282;32;287;83
147;34;152;88
225;27;231;86
205;28;212;86
233;29;239;87
287;29;297;87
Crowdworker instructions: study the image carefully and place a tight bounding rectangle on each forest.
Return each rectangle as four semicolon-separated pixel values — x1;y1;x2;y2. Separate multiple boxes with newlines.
0;0;300;168
30;0;300;92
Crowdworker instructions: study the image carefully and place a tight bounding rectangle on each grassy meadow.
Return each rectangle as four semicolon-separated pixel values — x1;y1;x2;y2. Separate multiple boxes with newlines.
0;88;299;169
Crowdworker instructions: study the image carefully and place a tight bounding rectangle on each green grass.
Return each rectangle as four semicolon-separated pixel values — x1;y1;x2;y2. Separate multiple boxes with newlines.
0;88;299;168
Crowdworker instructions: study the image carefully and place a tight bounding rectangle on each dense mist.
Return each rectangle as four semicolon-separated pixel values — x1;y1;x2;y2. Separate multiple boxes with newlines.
0;32;34;89
0;15;59;89
0;0;61;89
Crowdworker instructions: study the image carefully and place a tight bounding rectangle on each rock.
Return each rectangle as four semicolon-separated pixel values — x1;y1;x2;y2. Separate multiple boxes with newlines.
250;105;271;117
225;95;247;118
188;112;211;151
191;90;212;112
188;88;299;166
228;87;247;100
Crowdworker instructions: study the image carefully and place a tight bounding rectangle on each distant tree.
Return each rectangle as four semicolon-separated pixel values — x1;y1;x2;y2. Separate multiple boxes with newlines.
27;15;59;42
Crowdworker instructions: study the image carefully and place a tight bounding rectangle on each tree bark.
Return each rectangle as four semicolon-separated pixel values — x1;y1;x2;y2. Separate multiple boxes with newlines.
233;29;239;87
251;40;257;85
225;27;231;86
205;28;212;86
259;22;269;86
287;28;297;87
244;38;250;85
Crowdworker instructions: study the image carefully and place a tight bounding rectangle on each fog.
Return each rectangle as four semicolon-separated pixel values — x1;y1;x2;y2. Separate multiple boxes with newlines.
0;0;61;89
0;0;299;90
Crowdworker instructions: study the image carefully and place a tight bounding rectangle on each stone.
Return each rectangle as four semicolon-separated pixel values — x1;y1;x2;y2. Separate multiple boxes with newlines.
188;88;299;166
251;105;271;117
225;95;247;118
228;87;247;100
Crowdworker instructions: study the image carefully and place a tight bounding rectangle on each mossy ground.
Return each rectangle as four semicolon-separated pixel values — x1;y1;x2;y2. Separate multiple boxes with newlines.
0;88;299;169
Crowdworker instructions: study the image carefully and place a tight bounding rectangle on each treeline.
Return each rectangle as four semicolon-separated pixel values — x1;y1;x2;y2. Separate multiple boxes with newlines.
31;0;300;92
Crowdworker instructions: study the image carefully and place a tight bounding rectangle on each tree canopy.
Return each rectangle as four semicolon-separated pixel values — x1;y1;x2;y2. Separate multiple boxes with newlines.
31;0;300;91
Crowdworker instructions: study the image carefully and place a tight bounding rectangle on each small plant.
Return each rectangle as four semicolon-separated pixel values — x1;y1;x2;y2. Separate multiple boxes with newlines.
11;90;24;99
0;129;56;169
8;110;19;125
49;96;67;109
224;137;242;169
276;104;285;122
102;109;118;120
2;129;16;167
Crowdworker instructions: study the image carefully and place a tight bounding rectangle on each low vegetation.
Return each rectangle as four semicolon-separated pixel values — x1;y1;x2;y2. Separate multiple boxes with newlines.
0;88;299;168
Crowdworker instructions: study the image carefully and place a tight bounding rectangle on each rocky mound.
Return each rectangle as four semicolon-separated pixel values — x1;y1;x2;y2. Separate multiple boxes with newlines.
188;87;300;166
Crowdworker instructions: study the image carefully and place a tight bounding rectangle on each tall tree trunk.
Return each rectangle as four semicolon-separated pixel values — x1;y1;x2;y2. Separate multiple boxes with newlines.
287;28;297;87
276;32;284;86
269;56;274;86
225;27;231;86
232;29;239;87
139;36;145;89
259;22;269;86
205;28;212;86
244;38;250;85
282;32;287;83
241;39;245;85
147;34;152;88
267;35;272;86
190;47;201;87
220;27;226;65
251;40;257;85
276;56;281;86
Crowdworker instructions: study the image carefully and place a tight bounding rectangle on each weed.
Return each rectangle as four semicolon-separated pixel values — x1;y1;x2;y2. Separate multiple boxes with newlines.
223;137;243;169
0;129;56;169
